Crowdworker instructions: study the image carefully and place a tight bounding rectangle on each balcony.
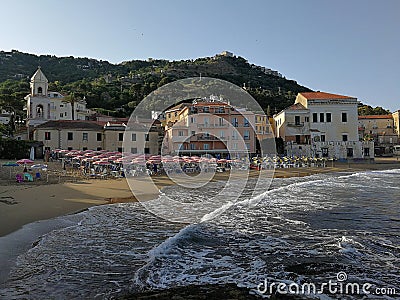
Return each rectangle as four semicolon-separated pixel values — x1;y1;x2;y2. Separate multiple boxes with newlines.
197;123;228;129
287;122;304;127
196;135;228;141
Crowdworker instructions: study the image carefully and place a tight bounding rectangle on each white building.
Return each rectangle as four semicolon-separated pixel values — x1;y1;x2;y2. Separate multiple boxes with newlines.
25;67;93;136
274;92;374;160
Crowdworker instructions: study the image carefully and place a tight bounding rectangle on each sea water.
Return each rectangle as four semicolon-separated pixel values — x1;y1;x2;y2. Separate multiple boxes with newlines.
0;170;399;299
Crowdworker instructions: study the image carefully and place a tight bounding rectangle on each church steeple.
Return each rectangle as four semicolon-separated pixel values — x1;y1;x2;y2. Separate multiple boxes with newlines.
30;66;48;96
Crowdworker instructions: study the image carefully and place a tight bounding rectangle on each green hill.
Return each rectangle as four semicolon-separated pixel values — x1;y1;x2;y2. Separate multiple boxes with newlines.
0;50;312;117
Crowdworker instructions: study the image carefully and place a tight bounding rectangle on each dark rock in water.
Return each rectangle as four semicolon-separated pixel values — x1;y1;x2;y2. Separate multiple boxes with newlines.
118;284;263;299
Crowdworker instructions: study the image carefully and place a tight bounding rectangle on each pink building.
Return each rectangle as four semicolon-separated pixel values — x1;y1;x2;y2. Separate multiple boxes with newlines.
164;100;258;158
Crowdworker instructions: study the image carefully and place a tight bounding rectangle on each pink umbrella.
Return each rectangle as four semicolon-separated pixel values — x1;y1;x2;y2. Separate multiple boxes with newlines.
93;160;110;165
17;159;34;164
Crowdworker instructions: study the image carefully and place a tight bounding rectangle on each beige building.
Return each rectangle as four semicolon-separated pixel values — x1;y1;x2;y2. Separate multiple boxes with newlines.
358;115;397;147
34;120;159;154
34;121;104;151
105;123;159;154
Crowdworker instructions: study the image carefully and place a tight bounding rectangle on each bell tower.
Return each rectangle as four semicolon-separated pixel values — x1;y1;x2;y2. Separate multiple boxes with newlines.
30;66;48;97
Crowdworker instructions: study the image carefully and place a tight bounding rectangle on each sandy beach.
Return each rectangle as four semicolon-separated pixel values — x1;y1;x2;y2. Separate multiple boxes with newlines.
0;158;399;237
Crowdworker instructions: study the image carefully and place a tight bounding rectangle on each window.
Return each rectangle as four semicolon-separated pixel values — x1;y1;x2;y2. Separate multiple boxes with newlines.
342;134;348;142
232;143;238;150
131;147;137;154
131;133;136;141
347;148;353;157
83;147;87;151
364;147;370;157
178;131;184;136
45;132;51;140
168;113;171;119
203;144;209;150
145;134;149;141
144;148;150;154
118;147;123;153
326;113;332;122
204;117;209;125
295;116;300;125
220;130;225;138
305;116;309;122
218;107;225;113
97;133;102;141
60;104;64;108
45;146;51;151
232;131;238;140
231;117;238;127
82;132;88;141
60;113;63;118
67;132;73;140
191;130;195;136
244;130;250;140
118;133;124;141
174;112;177;117
244;118;250;127
37;87;42;94
219;117;224;126
322;148;328;157
190;143;196;150
295;135;300;144
342;112;348;122
312;113;318;122
245;143;250;149
203;106;209;113
97;147;102;151
68;147;73;151
320;113;324;122
320;134;326;142
190;117;195;123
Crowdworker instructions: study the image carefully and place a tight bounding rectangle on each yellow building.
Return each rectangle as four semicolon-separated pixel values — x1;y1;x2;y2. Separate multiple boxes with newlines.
393;110;400;138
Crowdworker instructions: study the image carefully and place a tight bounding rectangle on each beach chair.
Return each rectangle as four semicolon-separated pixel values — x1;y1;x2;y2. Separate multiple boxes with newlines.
35;172;41;180
16;174;23;183
24;173;34;182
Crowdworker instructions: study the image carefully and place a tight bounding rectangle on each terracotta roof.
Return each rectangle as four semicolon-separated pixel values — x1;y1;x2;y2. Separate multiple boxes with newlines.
193;101;230;107
36;120;103;130
300;92;355;100
358;115;392;119
286;103;308;111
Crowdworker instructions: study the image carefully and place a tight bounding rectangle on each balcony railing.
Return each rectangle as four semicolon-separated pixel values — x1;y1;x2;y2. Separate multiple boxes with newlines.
197;123;228;128
287;122;304;127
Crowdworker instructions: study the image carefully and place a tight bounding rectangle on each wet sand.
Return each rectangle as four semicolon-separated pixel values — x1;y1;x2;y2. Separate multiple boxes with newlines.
0;158;399;237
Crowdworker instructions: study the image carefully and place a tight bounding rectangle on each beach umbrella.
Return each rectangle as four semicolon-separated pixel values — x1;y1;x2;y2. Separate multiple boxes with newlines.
2;161;19;178
17;159;34;165
2;162;19;167
93;160;110;165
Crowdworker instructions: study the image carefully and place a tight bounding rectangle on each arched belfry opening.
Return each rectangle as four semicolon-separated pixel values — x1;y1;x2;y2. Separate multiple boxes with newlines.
36;104;44;118
38;87;43;95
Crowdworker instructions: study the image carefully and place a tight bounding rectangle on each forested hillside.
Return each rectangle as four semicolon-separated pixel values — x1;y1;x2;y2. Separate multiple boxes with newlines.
0;50;312;117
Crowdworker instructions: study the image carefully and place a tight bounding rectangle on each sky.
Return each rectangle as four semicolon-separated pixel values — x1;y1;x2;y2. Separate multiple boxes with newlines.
1;0;399;111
